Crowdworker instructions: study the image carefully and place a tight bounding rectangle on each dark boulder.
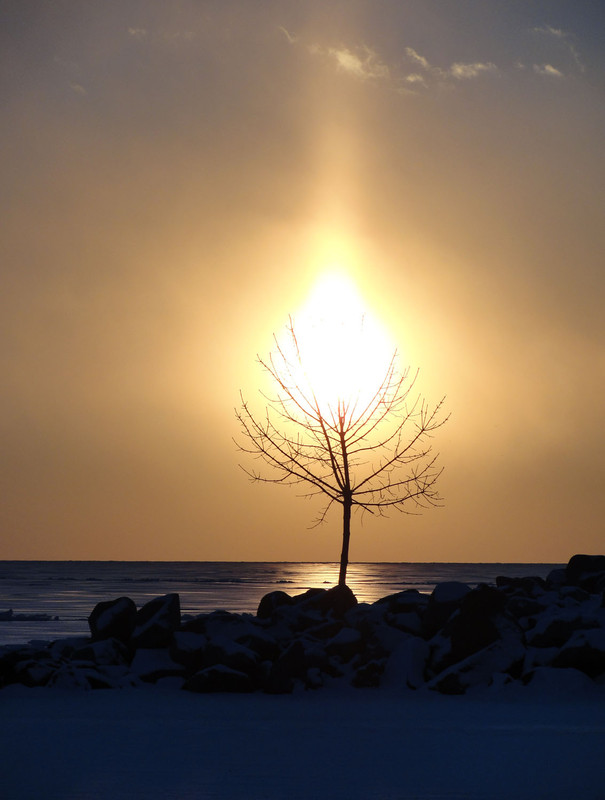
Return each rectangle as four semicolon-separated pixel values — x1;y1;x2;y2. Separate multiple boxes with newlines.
526;610;598;649
72;637;131;666
325;626;364;662
257;590;294;620
204;638;260;676
131;594;181;649
495;575;547;596
566;554;605;593
373;589;428;615
422;582;471;638
317;585;358;618
88;596;137;643
551;629;605;678
264;640;306;694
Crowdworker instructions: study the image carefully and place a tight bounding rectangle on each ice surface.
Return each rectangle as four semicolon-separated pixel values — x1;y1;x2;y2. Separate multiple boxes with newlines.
1;682;604;800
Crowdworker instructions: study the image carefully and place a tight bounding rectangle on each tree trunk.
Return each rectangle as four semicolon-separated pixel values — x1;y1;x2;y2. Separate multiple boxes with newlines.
338;496;352;586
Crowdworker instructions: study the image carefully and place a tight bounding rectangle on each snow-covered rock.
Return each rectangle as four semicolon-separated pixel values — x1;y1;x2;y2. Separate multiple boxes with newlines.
131;594;181;649
88;596;137;643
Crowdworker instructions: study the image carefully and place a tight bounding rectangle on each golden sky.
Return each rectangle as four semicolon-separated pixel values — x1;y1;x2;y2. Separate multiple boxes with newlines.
2;1;604;562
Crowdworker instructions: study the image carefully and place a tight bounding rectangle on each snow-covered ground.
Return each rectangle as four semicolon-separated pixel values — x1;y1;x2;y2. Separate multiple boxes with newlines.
2;679;604;800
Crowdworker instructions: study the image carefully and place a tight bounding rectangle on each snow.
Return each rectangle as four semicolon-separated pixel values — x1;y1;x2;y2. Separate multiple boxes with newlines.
1;682;604;799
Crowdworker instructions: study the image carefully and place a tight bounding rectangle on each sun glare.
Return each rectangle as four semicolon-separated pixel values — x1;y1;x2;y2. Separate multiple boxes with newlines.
285;271;395;418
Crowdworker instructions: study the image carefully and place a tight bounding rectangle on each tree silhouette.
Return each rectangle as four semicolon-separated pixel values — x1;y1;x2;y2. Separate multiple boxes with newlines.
236;319;448;586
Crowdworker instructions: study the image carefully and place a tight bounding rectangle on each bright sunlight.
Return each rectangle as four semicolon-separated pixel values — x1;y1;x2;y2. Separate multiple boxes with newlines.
284;271;395;418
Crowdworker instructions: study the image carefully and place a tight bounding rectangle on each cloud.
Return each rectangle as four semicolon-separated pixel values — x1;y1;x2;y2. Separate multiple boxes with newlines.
278;26;297;45
69;82;87;96
450;62;498;79
532;24;585;72
534;63;564;78
405;47;434;73
326;46;390;81
128;27;148;41
404;73;427;86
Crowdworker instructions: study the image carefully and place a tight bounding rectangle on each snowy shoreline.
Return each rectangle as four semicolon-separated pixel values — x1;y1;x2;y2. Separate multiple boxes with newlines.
2;555;605;798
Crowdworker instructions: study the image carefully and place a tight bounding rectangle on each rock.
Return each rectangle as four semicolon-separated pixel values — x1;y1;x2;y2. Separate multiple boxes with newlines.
551;628;605;678
184;664;254;693
566;554;605;587
205;637;260;676
129;648;186;683
256;590;293;619
170;631;208;672
386;611;423;636
373;589;428;615
526;609;599;649
71;638;131;666
427;636;525;695
524;666;595;693
495;575;547;596
264;640;306;694
325;627;363;662
317;585;358;618
13;659;57;687
545;567;567;590
352;659;385;688
422;582;471;638
522;646;561;677
505;595;549;621
382;637;430;690
131;594;181;649
88;596;137;643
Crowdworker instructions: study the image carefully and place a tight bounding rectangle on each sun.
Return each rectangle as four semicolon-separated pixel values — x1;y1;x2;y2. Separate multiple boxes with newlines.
285;270;395;419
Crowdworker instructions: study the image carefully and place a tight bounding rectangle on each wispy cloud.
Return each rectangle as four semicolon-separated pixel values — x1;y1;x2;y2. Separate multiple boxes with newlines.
450;62;497;80
326;46;390;81
69;82;87;96
532;24;585;72
405;47;434;73
285;27;583;96
534;63;564;78
128;27;148;41
278;26;297;45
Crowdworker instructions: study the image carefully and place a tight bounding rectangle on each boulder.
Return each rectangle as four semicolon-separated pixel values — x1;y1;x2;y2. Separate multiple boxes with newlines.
88;596;137;643
317;585;358;618
566;554;605;593
352;659;385;688
129;648;186;684
131;594;181;649
526;609;598;649
170;631;208;672
427;636;525;695
204;637;260;676
524;666;595;693
551;628;605;678
373;589;428;615
422;582;471;638
264;640;306;694
495;575;547;596
382;636;430;690
325;626;363;662
256;590;293;619
71;637;131;666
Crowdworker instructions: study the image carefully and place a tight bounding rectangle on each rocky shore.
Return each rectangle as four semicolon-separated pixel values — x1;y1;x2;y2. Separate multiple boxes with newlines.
2;554;604;695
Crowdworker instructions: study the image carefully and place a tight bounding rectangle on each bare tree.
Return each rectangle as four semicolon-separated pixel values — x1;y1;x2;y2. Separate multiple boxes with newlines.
235;320;448;587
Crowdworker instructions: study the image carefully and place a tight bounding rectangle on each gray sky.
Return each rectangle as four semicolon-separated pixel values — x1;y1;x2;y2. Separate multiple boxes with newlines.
2;1;604;561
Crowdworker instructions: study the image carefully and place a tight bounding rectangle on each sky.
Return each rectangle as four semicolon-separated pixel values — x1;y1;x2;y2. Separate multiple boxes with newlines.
2;0;604;563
